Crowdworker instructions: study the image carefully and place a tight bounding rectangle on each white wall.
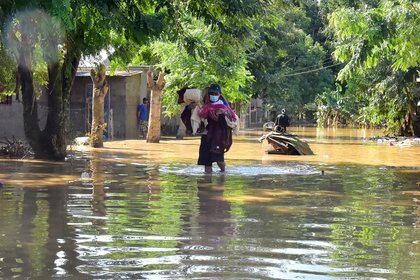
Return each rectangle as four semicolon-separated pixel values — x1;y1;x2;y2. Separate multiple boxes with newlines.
0;101;48;140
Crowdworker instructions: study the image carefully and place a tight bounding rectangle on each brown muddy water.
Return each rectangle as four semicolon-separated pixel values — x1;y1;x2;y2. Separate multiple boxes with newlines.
0;127;419;279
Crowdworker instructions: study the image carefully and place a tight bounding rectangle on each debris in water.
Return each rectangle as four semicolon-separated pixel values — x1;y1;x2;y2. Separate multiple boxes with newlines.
80;172;91;180
259;131;314;155
0;137;31;158
73;137;90;146
371;136;420;147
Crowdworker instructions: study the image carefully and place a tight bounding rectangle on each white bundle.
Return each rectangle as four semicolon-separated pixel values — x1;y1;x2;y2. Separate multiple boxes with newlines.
191;106;202;135
184;88;202;104
225;114;240;135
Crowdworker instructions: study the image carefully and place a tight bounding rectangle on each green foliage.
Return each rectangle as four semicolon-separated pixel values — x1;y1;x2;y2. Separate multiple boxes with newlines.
136;19;253;116
329;0;419;76
0;38;15;95
248;1;335;118
323;0;420;134
109;1;267;116
124;0;338;119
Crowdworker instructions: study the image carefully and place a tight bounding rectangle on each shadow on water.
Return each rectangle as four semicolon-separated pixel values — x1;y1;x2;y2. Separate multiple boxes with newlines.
0;151;419;279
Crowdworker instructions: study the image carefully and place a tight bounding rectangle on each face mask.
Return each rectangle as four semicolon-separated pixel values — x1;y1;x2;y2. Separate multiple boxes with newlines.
209;95;219;103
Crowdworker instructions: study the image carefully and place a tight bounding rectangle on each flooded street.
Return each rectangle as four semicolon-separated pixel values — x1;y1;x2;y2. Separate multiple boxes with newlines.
0;127;419;279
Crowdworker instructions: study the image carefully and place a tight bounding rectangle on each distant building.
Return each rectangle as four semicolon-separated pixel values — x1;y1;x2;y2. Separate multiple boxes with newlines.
0;66;150;140
241;98;267;128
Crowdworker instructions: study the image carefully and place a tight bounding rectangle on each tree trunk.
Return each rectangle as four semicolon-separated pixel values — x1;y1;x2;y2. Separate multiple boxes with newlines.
18;29;82;160
400;111;412;136
146;70;165;143
41;61;67;159
407;95;420;137
19;42;43;155
332;111;339;127
21;56;80;160
412;113;420;137
89;64;109;148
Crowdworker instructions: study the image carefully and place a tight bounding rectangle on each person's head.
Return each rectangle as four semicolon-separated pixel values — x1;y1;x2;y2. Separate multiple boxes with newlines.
143;97;149;104
208;83;221;103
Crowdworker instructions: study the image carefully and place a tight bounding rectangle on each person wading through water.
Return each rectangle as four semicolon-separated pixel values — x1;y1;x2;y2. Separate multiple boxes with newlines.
275;108;290;133
197;84;237;173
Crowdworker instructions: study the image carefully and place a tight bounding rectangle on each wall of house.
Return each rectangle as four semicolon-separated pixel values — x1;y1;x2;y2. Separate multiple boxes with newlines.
125;73;142;139
108;76;127;139
0;102;26;139
0;100;48;140
243;98;266;128
69;76;90;136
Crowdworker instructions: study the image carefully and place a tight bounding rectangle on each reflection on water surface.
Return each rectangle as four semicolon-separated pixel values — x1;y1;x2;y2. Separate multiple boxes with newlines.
0;128;419;279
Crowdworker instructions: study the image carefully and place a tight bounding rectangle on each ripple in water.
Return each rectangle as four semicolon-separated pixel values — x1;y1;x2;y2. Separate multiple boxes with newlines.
159;164;319;176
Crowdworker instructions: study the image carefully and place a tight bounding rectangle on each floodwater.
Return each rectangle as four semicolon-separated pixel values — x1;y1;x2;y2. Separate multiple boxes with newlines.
0;127;419;279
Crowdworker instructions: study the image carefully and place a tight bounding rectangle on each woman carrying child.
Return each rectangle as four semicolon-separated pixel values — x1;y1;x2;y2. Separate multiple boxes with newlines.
197;84;237;173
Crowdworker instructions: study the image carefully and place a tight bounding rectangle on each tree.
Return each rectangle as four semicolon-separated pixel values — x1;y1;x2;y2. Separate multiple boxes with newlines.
327;0;420;135
1;0;268;160
247;0;335;119
2;4;104;159
146;70;165;143
130;1;334;122
122;11;257;118
89;63;109;148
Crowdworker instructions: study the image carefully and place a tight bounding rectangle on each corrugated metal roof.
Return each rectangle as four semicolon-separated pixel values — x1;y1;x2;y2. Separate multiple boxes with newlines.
76;66;152;77
76;70;143;77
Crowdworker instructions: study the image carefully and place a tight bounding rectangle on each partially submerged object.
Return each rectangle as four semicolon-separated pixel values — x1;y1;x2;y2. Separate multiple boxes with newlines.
371;136;420;147
259;131;314;155
74;136;90;146
0;136;31;158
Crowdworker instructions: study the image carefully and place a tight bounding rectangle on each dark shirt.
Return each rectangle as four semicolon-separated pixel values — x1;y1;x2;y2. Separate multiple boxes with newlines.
206;115;233;154
137;103;148;121
275;113;290;127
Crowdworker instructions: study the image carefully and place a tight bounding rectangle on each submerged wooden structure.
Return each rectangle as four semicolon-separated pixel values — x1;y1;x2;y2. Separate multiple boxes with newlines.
259;131;314;155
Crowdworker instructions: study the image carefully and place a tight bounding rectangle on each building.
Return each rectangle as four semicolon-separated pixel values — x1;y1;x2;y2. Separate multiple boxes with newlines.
70;66;149;139
0;66;150;140
241;98;267;128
